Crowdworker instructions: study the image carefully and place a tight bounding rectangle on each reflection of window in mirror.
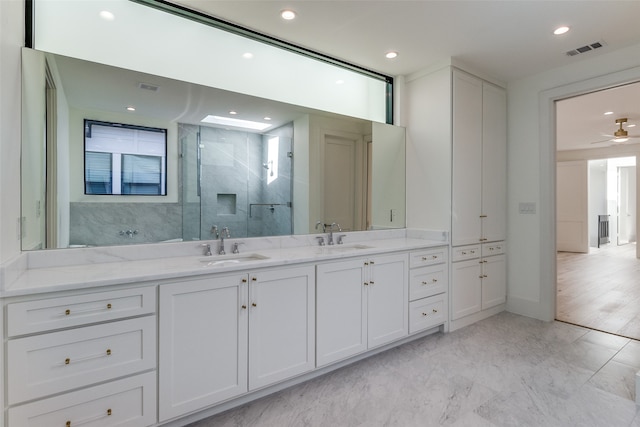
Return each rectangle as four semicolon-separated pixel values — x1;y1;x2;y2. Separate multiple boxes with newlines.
83;120;167;195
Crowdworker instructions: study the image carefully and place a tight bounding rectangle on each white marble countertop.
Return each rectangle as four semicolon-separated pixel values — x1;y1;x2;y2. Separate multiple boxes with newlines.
1;230;448;297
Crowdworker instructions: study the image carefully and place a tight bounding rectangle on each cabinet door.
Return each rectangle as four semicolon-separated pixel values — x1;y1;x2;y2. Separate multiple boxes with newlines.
481;254;506;310
158;274;248;421
367;253;408;348
482;83;507;242
248;266;315;390
451;259;482;320
316;258;367;367
452;70;483;246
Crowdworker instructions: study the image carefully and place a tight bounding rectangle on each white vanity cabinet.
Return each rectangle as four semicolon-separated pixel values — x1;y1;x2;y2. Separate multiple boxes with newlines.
158;273;248;422
5;287;157;427
316;253;408;367
408;247;448;333
451;243;506;322
159;265;315;422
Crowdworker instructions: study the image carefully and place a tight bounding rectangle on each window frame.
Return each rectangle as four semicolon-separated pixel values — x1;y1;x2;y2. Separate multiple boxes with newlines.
83;119;168;196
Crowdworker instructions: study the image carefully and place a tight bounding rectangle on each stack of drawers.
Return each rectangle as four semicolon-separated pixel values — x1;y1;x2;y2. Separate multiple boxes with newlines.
407;247;448;333
5;287;157;426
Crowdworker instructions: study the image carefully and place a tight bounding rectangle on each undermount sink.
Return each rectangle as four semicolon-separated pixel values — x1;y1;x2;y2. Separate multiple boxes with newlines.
199;253;269;267
320;244;373;253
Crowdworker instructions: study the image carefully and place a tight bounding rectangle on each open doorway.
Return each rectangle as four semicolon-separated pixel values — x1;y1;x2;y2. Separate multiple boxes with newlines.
556;82;640;339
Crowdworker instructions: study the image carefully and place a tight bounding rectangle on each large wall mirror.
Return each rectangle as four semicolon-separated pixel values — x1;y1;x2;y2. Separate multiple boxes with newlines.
21;0;405;250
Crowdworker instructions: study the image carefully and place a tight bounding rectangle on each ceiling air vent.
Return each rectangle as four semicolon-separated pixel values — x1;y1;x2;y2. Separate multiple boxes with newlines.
138;82;160;92
565;41;605;57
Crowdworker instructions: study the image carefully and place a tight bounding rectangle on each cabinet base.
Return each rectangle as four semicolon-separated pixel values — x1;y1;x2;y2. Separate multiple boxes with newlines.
449;304;505;332
157;324;445;426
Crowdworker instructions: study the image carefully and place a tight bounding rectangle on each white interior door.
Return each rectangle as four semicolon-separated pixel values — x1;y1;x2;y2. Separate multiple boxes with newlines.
322;134;364;231
557;160;589;253
617;166;637;245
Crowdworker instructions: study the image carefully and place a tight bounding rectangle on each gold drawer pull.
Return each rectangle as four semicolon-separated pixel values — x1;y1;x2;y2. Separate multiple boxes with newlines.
252;303;257;307
432;279;438;283
479;214;487;218
251;277;257;281
242;278;247;283
421;312;428;316
63;303;114;317
421;281;427;285
241;304;247;309
63;349;112;366
369;281;375;285
65;408;112;426
433;309;438;313
421;257;427;261
364;282;369;286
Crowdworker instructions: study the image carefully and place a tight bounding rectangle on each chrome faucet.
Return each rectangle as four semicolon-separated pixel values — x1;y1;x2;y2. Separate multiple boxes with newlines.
327;222;341;245
201;243;212;256
210;225;219;239
219;227;230;255
315;221;326;233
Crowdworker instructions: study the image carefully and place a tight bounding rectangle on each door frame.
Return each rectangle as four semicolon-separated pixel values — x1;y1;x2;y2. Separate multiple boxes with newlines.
541;67;640;322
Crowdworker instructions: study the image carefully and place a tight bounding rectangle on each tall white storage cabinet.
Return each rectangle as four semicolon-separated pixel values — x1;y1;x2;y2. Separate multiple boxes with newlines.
406;63;507;332
451;69;507;329
452;69;507;246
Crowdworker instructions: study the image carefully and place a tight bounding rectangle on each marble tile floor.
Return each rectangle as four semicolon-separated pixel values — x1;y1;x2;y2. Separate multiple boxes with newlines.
188;312;640;427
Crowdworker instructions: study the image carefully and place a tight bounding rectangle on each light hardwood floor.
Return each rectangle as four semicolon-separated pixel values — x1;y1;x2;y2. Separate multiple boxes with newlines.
557;242;640;340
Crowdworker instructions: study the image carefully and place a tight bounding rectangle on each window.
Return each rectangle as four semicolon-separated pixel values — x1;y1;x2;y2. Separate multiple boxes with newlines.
84;120;167;195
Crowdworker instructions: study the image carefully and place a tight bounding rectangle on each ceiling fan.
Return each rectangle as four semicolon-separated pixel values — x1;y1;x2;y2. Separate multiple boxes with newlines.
591;117;640;145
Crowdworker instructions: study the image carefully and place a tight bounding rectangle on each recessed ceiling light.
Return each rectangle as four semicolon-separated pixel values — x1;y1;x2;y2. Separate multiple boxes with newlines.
242;52;254;59
281;10;296;20
336;79;345;85
99;10;115;21
264;117;272;121
628;124;636;128
201;115;272;131
613;138;629;143
604;111;614;115
126;106;136;111
385;51;398;59
553;26;570;35
229;111;238;115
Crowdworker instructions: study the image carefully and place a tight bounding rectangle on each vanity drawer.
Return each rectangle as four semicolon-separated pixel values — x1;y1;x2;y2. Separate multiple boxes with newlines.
451;245;481;262
7;287;156;337
409;294;447;334
8;371;156;427
409;247;448;269
8;316;156;405
482;242;505;256
409;264;448;301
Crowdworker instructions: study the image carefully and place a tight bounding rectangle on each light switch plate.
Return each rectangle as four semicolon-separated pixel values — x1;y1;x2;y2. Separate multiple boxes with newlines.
519;202;536;214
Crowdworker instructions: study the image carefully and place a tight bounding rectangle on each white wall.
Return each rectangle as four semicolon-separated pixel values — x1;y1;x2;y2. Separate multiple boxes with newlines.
507;42;640;321
588;160;607;248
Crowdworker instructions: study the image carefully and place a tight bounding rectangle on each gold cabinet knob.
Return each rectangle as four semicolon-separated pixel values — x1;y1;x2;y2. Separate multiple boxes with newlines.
65;358;70;365
252;303;257;307
432;279;438;283
65;309;71;316
421;256;427;261
421;281;427;285
251;277;257;281
106;303;112;309
421;312;428;316
241;304;247;309
369;281;375;285
364;282;369;286
242;278;247;283
433;309;438;313
106;349;111;356
107;409;112;416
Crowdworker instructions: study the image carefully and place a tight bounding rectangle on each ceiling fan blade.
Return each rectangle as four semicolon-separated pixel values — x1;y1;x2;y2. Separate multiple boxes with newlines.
590;138;613;144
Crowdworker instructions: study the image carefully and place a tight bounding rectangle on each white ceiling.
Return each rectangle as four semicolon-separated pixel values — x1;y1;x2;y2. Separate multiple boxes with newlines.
171;0;640;151
172;0;640;82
